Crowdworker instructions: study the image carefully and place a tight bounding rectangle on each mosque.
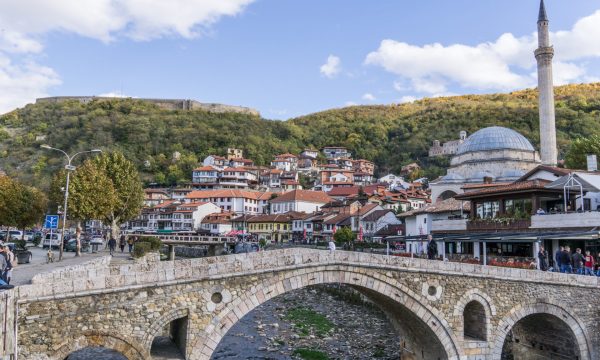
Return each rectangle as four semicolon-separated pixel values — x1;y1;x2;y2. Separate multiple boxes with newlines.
430;0;558;203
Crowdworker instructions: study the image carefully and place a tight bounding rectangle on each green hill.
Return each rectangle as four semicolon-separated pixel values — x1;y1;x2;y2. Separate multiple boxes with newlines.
2;83;600;189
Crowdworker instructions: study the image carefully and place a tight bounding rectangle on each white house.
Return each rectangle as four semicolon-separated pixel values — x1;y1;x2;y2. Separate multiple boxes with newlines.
186;189;272;215
271;154;298;171
192;166;220;185
203;155;227;169
200;212;234;235
361;209;402;239
270;190;333;214
143;201;221;231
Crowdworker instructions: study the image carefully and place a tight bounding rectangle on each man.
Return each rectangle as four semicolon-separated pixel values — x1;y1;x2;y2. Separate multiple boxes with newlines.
3;245;14;284
426;234;437;260
0;246;8;283
559;246;573;274
536;208;546;215
584;250;595;276
572;248;584;275
108;236;117;256
554;246;564;272
127;236;135;253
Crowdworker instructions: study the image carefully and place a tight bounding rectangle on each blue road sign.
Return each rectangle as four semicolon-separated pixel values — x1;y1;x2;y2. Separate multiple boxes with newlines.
44;215;59;229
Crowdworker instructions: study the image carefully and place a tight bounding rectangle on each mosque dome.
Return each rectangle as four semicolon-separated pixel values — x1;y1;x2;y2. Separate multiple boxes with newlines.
456;127;535;155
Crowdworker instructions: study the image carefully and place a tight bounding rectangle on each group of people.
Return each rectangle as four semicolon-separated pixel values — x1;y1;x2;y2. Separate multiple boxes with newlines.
107;234;136;256
538;246;598;275
0;245;15;288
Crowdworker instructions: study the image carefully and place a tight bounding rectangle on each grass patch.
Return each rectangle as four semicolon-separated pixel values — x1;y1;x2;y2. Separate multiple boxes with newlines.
292;348;330;360
285;307;334;337
373;346;386;358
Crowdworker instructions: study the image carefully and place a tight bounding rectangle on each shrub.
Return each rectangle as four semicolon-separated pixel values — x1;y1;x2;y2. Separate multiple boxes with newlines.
142;236;162;251
133;242;152;258
13;239;27;250
292;348;330;360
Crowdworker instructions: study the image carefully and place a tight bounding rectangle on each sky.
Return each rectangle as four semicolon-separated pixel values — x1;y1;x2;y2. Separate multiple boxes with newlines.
1;0;599;119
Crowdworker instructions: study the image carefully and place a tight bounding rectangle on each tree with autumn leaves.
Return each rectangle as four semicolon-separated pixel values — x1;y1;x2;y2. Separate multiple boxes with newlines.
51;151;144;256
0;176;48;239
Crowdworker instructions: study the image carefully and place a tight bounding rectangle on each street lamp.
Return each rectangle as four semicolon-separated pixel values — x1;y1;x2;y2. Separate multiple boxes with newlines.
41;145;102;261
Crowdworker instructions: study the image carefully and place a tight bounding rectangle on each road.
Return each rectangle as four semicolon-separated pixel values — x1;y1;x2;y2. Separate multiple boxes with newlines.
10;245;132;286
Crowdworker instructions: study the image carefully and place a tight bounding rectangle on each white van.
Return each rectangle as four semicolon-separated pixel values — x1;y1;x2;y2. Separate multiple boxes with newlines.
7;230;23;240
42;233;62;249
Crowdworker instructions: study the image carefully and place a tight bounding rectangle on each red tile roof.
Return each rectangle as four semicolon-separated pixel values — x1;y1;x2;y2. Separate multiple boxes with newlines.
193;166;220;172
270;190;333;204
455;180;553;199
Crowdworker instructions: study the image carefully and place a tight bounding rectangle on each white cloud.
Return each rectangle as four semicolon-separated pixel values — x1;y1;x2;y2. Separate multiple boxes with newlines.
0;57;61;114
0;0;255;113
398;96;418;103
366;9;600;94
320;55;341;78
362;93;376;101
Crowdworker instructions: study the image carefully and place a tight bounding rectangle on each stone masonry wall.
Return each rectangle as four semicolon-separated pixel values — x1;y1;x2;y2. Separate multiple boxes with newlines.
8;249;600;360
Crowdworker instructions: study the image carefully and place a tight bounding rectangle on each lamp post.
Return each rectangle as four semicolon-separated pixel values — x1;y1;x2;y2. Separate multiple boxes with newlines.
41;145;102;261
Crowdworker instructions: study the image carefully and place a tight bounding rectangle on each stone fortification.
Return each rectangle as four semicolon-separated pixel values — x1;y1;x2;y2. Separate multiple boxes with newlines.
35;96;260;116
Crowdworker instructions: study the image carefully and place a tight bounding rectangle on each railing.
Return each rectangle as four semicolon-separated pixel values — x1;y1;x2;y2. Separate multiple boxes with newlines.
138;234;240;243
531;211;600;229
467;218;531;231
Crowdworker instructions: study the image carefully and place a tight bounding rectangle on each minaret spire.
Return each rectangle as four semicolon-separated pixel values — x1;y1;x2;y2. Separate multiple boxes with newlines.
538;0;548;22
535;0;557;166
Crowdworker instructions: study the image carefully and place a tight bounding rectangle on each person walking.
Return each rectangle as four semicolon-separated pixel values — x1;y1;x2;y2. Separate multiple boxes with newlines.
108;236;117;256
426;235;438;260
3;245;15;284
572;248;584;275
584;250;595;276
554;246;563;272
119;234;126;253
0;247;8;284
538;246;548;271
127;236;135;253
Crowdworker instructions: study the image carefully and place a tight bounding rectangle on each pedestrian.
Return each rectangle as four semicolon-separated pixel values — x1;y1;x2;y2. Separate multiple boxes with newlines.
538;246;548;271
108;236;117;256
572;248;584;275
0;247;8;284
127;236;135;253
426;234;437;260
584;250;595;276
119;234;126;253
3;245;14;284
560;246;573;274
554;246;564;272
328;239;336;254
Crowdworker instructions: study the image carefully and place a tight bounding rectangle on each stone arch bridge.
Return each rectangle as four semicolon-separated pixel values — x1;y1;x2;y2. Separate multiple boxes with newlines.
3;249;600;360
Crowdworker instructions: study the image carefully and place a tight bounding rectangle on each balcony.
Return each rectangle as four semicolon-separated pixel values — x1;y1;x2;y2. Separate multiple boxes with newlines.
531;212;600;229
431;219;467;232
466;218;531;232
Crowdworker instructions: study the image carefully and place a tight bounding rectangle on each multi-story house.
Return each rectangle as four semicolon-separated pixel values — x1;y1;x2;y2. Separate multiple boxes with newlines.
203;155;227;169
300;149;319;159
245;214;295;242
271;154;298;171
142;201;221;232
227;148;244;160
322;146;352;159
143;189;170;207
360;209;402;241
270;190;333;214
352;159;375;175
219;167;257;189
192;166;220;186
353;172;374;186
200;212;234;235
228;158;254;168
185;189;272;215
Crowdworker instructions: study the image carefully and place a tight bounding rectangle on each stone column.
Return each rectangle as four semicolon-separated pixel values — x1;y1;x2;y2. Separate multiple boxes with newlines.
534;241;541;270
482;242;487;266
474;242;480;261
169;244;176;261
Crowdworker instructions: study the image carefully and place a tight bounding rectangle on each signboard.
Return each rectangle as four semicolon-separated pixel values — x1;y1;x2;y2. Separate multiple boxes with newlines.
587;155;598;172
44;215;59;229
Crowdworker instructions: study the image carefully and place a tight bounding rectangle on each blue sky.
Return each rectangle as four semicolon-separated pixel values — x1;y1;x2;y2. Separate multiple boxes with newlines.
1;0;599;119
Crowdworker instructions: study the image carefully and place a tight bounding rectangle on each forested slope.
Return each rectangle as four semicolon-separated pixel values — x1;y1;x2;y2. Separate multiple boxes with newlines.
1;83;600;188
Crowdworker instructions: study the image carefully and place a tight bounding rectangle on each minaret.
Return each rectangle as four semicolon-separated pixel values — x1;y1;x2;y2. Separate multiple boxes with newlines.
535;0;557;166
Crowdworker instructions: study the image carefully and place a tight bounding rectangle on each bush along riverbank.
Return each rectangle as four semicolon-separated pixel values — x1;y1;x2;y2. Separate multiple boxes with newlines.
212;284;400;360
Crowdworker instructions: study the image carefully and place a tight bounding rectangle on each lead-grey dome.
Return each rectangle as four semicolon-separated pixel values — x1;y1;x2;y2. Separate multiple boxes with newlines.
456;127;535;155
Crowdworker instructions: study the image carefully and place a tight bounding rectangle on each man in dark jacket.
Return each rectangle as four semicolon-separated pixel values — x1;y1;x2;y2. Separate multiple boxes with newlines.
559;246;572;273
572;248;584;275
426;235;438;260
554;246;563;272
108;237;117;256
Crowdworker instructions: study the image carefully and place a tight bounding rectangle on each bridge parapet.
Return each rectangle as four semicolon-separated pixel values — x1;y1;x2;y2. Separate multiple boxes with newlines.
13;248;600;303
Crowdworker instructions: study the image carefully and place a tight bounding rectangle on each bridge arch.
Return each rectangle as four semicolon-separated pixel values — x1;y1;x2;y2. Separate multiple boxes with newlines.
492;301;593;360
198;266;465;360
453;289;496;342
51;332;147;360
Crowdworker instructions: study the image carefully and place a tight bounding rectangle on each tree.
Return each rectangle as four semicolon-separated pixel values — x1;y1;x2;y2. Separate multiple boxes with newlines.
50;163;116;256
334;226;355;244
92;152;144;239
0;176;48;238
565;135;600;169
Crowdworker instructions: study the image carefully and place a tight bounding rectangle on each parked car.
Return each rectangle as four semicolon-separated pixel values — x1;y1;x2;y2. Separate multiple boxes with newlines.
42;233;62;249
7;230;23;241
65;239;90;252
4;242;32;264
90;237;104;246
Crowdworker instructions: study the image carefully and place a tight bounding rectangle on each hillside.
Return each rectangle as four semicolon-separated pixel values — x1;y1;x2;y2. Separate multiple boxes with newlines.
1;83;600;189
